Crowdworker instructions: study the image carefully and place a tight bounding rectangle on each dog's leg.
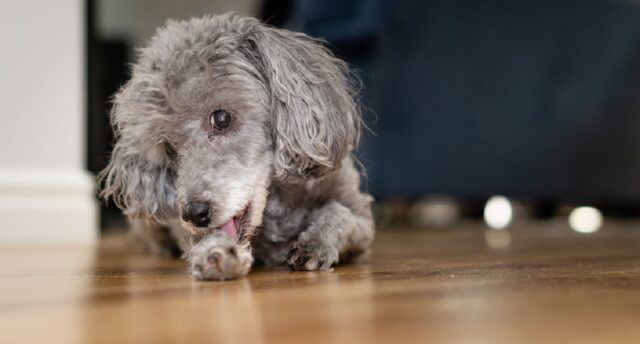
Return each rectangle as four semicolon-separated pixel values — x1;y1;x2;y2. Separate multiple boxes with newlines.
287;195;375;271
185;233;254;281
129;218;182;257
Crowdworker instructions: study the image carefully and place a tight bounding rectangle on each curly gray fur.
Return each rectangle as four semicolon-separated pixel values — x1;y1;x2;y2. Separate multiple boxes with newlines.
243;28;361;180
98;13;374;281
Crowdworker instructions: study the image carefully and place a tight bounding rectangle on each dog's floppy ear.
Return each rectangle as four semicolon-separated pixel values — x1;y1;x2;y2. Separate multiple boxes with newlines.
98;74;177;221
243;26;361;181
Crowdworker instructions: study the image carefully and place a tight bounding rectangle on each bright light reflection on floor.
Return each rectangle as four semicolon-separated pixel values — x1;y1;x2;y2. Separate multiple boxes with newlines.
484;229;512;249
483;196;513;230
408;198;459;228
568;207;603;234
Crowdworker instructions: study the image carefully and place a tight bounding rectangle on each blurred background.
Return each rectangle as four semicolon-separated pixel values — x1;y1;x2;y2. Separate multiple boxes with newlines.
3;0;640;242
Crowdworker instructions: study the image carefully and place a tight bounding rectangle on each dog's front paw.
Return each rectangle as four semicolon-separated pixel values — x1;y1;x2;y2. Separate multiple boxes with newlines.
187;236;253;281
287;234;339;271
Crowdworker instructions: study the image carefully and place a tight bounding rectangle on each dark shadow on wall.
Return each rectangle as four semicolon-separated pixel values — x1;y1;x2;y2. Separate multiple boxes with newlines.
86;0;130;228
262;0;640;204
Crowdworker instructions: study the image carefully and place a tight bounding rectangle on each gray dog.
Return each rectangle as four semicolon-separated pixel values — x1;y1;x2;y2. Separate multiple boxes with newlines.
99;13;374;281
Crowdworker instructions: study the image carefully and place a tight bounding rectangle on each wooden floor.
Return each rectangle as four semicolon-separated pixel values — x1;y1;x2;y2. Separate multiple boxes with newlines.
1;221;640;343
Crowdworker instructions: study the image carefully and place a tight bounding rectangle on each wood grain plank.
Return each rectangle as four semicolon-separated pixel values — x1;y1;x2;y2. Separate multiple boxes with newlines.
1;222;639;343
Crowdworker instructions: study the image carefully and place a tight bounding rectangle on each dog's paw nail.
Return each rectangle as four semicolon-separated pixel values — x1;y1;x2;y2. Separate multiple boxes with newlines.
294;255;309;267
193;263;203;273
304;258;319;270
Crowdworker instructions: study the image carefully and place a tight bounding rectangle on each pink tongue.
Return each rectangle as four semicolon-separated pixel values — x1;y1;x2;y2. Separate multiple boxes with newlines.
220;218;237;237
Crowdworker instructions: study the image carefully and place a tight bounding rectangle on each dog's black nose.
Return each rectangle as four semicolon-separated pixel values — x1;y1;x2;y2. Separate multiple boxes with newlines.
182;201;210;227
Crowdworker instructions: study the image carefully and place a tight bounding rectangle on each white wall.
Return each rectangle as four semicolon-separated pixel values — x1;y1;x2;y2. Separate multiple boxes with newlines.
0;0;97;243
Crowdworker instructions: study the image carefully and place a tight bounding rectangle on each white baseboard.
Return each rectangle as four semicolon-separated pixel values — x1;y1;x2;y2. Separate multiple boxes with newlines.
0;168;98;243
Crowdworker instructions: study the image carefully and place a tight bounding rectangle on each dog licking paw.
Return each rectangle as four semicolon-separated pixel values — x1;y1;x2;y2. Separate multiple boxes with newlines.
187;235;253;281
98;13;375;281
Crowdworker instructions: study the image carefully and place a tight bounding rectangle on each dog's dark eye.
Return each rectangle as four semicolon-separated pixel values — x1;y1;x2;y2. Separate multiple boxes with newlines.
209;110;232;130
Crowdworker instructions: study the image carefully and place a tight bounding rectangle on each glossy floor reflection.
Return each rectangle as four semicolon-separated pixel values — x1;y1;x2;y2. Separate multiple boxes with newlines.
1;221;640;343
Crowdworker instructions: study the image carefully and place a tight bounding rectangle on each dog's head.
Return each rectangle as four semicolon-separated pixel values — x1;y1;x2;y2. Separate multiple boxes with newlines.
99;14;361;240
